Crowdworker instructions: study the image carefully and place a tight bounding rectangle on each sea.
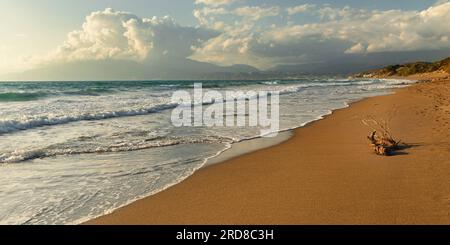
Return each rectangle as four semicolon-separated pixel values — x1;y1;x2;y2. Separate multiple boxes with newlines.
0;78;415;224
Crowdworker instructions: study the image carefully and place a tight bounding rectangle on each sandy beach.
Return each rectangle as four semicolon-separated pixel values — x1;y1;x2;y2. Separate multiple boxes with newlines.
87;75;450;224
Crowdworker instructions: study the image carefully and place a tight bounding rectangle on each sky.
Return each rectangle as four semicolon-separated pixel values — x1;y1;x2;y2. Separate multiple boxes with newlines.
0;0;449;76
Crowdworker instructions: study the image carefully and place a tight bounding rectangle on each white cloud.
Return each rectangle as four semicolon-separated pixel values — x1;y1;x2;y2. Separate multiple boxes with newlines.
345;43;366;54
286;4;315;15
54;8;150;62
195;0;237;7
190;5;281;68
193;7;229;28
269;3;450;56
233;6;280;20
193;5;279;28
42;8;217;66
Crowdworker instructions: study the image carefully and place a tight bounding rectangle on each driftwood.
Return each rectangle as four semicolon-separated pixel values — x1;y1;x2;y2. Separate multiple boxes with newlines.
367;130;400;156
363;107;401;156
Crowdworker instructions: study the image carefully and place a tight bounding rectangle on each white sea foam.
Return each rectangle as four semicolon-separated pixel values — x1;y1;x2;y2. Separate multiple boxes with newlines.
0;135;234;164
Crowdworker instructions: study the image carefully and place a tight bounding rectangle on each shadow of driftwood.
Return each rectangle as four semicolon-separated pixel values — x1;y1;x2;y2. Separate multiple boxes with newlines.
388;142;422;156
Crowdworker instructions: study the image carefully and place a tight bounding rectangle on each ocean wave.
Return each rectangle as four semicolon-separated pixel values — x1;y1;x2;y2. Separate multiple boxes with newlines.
0;103;178;135
0;92;48;102
61;88;115;96
0;89;118;102
356;79;417;90
278;79;416;95
0;135;234;164
0;79;413;135
260;81;279;85
0;89;277;135
274;81;363;95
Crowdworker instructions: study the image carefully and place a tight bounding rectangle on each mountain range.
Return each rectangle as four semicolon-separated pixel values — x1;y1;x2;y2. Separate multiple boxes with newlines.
2;50;450;81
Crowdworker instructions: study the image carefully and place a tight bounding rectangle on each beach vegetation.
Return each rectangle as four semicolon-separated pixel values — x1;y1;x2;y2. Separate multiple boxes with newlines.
356;56;450;77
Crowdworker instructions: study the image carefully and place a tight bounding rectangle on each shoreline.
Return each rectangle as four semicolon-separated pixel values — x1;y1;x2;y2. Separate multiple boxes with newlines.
86;75;449;224
205;130;294;166
194;76;422;169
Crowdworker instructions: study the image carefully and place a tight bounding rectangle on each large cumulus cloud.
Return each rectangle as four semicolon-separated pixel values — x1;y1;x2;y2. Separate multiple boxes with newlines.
48;8;217;64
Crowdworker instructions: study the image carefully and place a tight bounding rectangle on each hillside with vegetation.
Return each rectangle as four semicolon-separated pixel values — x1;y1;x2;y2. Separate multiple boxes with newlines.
356;57;450;78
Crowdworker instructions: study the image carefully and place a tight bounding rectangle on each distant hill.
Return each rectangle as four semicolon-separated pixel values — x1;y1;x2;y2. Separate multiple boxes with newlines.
2;49;450;81
0;58;260;81
355;57;450;78
270;50;450;75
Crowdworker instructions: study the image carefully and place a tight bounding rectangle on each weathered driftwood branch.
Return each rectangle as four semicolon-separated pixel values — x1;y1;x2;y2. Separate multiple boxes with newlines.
367;130;400;156
363;108;401;156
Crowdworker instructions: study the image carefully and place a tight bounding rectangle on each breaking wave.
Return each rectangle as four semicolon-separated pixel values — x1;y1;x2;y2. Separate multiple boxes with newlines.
0;135;234;164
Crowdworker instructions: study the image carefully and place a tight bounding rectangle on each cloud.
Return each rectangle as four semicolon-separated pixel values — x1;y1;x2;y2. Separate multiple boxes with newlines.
190;4;283;68
286;4;316;15
53;8;151;62
345;43;366;54
19;2;450;73
194;0;237;7
193;7;229;28
43;8;217;66
190;2;450;69
193;5;279;28
233;6;280;20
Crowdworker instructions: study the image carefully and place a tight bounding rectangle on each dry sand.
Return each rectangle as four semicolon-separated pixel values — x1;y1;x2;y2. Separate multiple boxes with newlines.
87;75;450;224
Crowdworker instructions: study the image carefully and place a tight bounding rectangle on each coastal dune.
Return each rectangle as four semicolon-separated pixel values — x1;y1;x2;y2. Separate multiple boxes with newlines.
87;76;450;224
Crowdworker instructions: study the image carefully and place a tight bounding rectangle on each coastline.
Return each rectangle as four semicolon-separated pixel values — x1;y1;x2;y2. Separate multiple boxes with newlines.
205;131;294;166
86;75;450;224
